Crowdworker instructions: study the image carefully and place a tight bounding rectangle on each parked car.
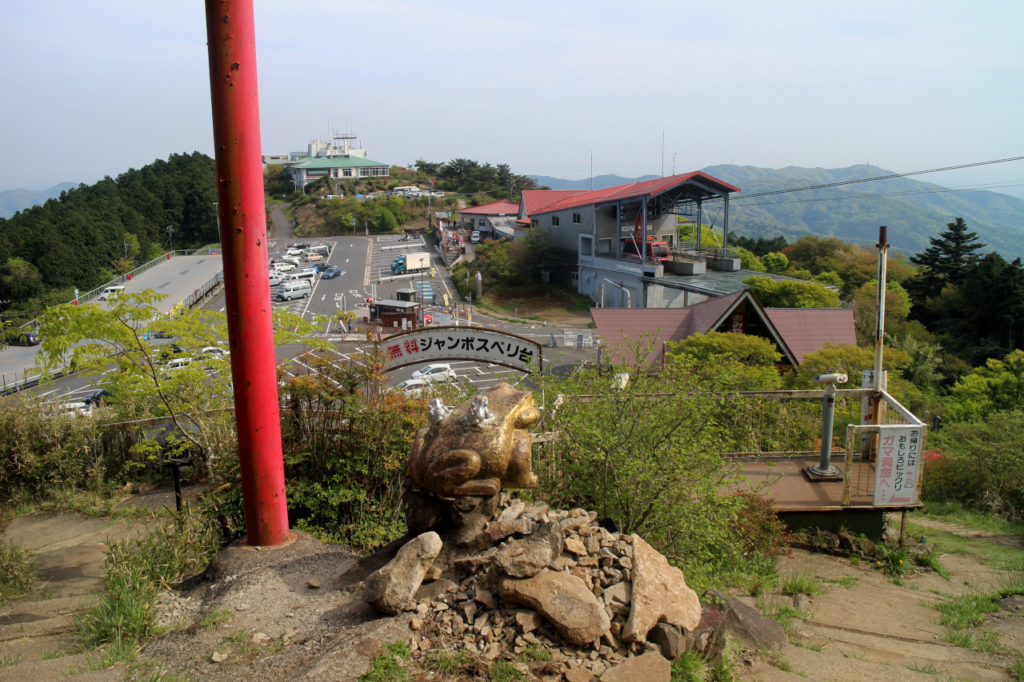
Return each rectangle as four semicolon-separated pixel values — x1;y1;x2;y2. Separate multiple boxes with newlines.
411;363;457;384
282;255;302;266
268;272;284;287
55;401;91;417
311;262;333;273
81;388;111;407
201;346;230;360
322;266;341;279
277;280;312;301
6;330;40;346
98;285;126;301
292;242;310;250
286;248;306;256
305;253;324;262
272;262;295;272
154;344;186;363
470;231;481;244
395;378;429;397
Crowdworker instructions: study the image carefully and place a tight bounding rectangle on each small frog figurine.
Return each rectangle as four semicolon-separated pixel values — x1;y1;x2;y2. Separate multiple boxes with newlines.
409;383;541;497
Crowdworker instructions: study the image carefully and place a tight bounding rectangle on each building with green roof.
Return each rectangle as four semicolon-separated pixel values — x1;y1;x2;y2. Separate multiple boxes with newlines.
288;154;390;189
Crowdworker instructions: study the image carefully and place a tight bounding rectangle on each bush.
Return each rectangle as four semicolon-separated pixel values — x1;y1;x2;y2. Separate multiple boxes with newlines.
0;539;36;606
762;252;789;275
538;343;781;588
743;276;841;308
923;411;1024;517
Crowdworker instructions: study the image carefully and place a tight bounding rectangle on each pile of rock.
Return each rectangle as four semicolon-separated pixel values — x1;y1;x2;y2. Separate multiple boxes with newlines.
362;495;712;679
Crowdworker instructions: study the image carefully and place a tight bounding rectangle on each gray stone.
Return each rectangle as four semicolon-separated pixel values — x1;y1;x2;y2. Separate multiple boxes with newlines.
603;581;632;606
600;652;671;682
650;622;685;660
495;521;564;578
363;532;443;614
622;535;701;643
516;609;544;633
702;589;788;653
416;577;457;602
498;569;611;646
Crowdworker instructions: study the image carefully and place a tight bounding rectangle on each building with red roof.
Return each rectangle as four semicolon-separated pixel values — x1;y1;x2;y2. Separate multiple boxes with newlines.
457;200;521;238
513;172;741;307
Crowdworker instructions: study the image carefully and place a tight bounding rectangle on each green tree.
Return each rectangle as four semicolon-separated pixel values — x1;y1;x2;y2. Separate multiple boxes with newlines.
811;271;844;288
0;257;43;302
669;331;782;366
375;207;398;232
737;248;766;272
852;279;911;346
762;252;789;275
784;235;847;274
743;276;842;308
945;350;1024;422
909;217;985;301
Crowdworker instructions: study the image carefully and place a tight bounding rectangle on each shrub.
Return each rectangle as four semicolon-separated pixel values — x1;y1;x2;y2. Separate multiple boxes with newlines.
0;539;36;606
923;411;1024;517
762;252;789;275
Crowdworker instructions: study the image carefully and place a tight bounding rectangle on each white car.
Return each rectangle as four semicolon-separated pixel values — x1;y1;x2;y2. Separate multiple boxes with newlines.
268;272;284;287
272;262;295;272
201;346;230;360
286;248;305;256
282;255;302;266
411;363;456;384
395;378;429;397
56;401;91;417
470;231;481;244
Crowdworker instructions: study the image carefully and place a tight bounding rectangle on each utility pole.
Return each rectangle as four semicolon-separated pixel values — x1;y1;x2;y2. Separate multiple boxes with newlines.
661;130;665;178
205;0;289;546
672;153;676;176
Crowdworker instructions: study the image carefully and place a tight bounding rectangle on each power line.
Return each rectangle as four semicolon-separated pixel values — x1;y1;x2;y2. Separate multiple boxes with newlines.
718;155;1024;202
735;179;1024;208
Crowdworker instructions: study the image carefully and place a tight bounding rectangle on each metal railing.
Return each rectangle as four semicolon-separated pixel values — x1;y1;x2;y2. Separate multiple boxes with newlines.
182;272;225;309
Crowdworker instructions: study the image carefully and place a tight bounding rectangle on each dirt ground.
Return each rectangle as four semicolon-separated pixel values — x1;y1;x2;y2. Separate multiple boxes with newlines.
482;289;594;328
4;509;1024;681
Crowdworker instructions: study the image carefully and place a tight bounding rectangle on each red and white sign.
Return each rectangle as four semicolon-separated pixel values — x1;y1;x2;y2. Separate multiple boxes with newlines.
873;425;921;506
729;312;746;334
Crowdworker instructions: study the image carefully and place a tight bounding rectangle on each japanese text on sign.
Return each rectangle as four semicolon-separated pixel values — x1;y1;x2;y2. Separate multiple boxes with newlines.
381;327;540;373
873;425;921;506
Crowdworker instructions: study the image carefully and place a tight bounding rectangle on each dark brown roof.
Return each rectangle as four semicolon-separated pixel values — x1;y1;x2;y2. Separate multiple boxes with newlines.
592;292;854;367
763;308;857;364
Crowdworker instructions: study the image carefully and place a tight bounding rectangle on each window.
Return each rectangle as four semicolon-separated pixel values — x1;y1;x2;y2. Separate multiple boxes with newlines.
478;218;485;227
572;212;581;224
552;216;560;227
531;219;539;227
343;168;353;177
598;238;612;255
580;235;593;256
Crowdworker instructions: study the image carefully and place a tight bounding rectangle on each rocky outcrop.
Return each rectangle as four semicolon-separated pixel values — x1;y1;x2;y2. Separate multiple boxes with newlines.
622;535;701;643
494;521;563;578
498;569;611;645
362;532;442;614
600;651;672;681
697;589;788;654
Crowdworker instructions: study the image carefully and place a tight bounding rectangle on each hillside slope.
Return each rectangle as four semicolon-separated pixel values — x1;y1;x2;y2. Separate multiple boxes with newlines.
529;173;658;191
0;182;75;219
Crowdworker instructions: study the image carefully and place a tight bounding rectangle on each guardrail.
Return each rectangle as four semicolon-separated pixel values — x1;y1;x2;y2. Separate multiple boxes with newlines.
182;272;224;308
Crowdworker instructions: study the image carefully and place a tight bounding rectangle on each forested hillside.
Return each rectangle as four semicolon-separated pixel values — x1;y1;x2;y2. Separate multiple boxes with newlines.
0;153;217;314
702;164;1024;258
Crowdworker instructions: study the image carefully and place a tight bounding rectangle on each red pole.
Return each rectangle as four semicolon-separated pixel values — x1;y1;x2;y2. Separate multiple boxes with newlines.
205;0;289;546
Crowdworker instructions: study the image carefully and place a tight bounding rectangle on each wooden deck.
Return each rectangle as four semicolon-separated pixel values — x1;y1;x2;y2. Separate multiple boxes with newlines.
735;458;886;511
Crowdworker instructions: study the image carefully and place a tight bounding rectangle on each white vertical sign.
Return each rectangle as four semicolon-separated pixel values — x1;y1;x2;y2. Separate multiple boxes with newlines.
873;425;921;506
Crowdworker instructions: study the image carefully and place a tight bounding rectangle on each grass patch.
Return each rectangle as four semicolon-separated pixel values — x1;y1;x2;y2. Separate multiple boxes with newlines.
517;643;551;662
77;514;220;657
360;641;410;682
0;651;22;667
0;539;36;606
791;638;823;652
226;629;261;656
80;637;140;671
907;661;943;675
932;592;999;629
756;594;809;634
763;651;802;675
944;628;1003;652
427;650;471;674
198;608;233;629
781;570;821;596
848;554;861;566
1009;658;1024;681
672;649;711;681
822;575;858;588
913;551;951;580
919;502;1024;540
490;659;524;682
873;544;910;583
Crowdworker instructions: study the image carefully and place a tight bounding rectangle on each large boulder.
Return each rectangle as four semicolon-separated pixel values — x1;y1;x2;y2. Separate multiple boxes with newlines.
363;532;442;614
494;521;563;578
699;589;788;654
497;569;610;645
622;535;701;643
600;651;671;682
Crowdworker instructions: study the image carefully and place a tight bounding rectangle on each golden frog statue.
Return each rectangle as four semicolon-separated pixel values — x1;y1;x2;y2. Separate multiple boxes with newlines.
408;382;541;497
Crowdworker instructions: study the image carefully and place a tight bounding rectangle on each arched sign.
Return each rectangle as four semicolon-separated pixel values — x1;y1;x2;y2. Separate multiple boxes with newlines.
381;325;542;373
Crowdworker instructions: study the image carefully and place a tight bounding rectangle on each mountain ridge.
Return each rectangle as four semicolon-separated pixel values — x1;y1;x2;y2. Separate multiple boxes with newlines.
0;182;76;219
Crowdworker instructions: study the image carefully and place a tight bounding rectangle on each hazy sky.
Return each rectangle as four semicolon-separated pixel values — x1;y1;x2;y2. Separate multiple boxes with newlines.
2;1;1023;193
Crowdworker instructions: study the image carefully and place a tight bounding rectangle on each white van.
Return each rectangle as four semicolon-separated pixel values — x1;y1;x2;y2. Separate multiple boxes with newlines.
277;280;311;301
98;285;125;301
288;270;316;282
305;245;330;258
